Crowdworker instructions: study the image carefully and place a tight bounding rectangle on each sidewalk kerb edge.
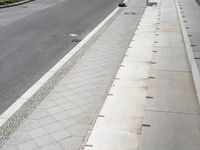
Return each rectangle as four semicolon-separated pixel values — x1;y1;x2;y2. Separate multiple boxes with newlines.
175;0;200;102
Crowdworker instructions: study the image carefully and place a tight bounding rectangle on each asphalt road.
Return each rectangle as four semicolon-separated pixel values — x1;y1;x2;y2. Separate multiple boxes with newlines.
0;0;118;114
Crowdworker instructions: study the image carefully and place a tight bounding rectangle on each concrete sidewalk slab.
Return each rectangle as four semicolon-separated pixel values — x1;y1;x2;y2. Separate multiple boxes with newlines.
146;71;200;114
84;5;158;150
142;111;200;150
141;0;200;149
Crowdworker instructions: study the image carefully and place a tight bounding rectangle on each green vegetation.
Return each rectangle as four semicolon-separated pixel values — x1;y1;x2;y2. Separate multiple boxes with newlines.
0;0;22;5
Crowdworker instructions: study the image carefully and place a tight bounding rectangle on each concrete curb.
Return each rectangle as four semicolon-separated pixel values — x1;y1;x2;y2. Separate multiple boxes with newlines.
0;5;123;145
175;0;200;102
0;0;34;9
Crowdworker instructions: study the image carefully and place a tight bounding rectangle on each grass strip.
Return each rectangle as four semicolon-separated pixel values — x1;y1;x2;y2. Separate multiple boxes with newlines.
0;0;22;5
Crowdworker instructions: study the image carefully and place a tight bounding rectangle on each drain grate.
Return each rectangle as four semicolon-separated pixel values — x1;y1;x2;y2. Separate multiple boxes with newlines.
146;0;157;6
124;12;136;15
142;124;151;127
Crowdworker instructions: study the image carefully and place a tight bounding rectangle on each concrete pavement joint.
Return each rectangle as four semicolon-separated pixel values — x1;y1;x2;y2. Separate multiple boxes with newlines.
145;109;200;116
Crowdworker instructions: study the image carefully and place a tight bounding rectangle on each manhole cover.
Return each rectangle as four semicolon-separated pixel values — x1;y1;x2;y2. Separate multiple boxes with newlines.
124;12;136;15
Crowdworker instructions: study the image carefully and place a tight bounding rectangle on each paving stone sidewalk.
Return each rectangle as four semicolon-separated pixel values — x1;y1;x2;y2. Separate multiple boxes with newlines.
0;0;146;149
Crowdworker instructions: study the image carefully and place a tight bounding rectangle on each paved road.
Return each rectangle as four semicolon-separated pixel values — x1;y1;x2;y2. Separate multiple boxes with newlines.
0;0;66;27
0;0;118;114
